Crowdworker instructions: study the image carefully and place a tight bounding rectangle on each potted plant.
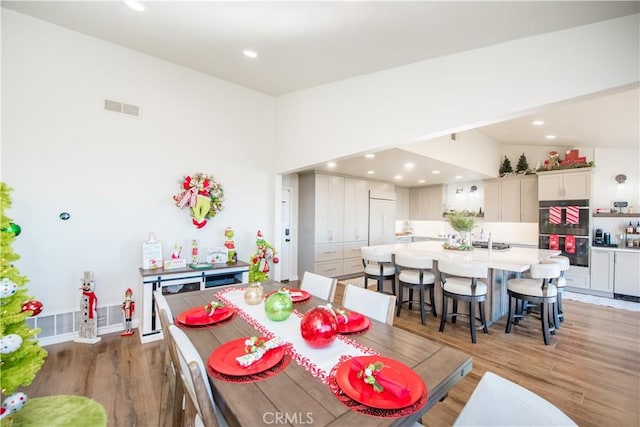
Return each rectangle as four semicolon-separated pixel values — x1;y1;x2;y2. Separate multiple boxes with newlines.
444;210;477;250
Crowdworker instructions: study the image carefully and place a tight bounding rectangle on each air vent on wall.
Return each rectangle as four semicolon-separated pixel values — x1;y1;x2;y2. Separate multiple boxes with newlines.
104;98;141;118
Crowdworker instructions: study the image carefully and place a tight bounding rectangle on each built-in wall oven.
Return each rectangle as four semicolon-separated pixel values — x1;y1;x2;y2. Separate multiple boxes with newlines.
538;199;590;267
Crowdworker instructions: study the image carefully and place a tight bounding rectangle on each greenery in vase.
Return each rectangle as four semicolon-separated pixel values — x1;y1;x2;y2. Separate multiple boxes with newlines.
445;210;477;232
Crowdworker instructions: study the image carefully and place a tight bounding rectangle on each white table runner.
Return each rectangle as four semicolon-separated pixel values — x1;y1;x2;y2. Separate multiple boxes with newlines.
215;287;377;383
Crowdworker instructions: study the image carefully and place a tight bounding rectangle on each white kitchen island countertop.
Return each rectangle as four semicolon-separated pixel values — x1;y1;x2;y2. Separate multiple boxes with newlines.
366;241;560;273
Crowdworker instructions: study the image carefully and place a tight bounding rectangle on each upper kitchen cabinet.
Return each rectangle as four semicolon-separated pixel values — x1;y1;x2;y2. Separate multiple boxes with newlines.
538;168;592;201
343;178;369;242
484;176;538;222
409;185;444;220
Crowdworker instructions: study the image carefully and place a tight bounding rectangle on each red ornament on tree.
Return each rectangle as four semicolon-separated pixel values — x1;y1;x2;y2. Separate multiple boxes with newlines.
21;300;43;317
300;305;338;349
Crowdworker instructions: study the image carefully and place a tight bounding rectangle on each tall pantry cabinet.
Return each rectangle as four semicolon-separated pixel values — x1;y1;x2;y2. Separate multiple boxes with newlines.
299;173;369;278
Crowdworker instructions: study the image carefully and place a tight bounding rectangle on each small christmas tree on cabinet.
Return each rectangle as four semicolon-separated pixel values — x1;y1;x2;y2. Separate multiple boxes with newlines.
0;183;47;423
516;153;529;174
499;156;513;176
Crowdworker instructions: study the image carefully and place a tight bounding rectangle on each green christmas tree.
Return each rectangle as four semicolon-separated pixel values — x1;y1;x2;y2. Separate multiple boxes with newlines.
1;183;47;420
499;156;513;176
516;153;529;173
248;230;279;283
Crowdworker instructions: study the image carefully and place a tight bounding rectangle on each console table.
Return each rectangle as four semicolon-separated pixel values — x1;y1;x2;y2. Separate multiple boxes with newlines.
138;261;249;343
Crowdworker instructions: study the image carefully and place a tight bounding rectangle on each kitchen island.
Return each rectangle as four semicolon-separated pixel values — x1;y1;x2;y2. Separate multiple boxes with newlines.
366;241;560;322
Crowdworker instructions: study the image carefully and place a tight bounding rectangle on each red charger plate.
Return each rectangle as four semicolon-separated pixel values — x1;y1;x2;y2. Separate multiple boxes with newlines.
265;288;311;303
176;306;234;327
208;337;286;376
335;356;426;410
337;316;371;334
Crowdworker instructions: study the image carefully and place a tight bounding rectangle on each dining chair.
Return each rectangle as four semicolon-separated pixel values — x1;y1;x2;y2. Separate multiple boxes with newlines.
361;246;396;295
168;324;228;427
153;290;182;427
453;371;577;426
300;270;338;302
394;252;437;325
438;259;489;344
342;283;397;325
505;262;560;345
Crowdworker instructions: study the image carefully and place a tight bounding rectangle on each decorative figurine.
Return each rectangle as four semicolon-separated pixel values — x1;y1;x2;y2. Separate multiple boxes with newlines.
224;227;237;264
74;271;101;344
171;243;182;259
249;230;279;283
121;288;135;337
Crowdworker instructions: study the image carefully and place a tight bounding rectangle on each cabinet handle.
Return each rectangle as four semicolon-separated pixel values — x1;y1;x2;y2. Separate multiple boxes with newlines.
323;251;337;254
329;230;333;241
323;268;337;272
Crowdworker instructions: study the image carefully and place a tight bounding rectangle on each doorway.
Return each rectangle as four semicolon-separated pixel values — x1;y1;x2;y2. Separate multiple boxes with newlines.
280;187;293;281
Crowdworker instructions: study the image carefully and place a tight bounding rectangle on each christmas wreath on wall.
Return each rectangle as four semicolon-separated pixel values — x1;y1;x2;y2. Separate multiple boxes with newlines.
173;172;224;228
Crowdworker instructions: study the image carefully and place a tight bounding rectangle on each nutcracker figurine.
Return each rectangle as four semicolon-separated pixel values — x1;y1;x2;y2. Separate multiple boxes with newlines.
74;271;101;344
121;288;135;336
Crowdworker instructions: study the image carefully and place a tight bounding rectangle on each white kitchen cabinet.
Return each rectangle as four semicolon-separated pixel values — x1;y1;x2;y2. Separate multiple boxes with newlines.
614;251;640;297
369;197;396;245
409;188;419;220
414;185;444;220
343;178;369;242
395;187;410;220
483;176;537;222
538;169;592;201
590;248;639;297
315;174;344;244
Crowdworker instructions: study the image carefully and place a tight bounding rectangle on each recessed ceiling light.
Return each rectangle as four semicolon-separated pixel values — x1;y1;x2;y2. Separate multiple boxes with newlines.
243;50;258;58
404;162;415;169
394;175;402;180
327;162;336;168
418;179;426;184
532;120;545;126
545;135;556;139
367;170;375;175
124;0;146;12
365;153;375;159
432;170;440;174
455;175;463;179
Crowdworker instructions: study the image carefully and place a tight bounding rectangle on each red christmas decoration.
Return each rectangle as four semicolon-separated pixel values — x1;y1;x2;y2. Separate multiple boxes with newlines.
300;306;338;349
21;300;43;317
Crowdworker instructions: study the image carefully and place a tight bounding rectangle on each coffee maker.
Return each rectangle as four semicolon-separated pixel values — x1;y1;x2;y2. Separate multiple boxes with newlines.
594;229;604;245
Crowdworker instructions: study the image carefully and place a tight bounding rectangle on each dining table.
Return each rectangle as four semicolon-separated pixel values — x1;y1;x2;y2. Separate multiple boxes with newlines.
164;281;473;426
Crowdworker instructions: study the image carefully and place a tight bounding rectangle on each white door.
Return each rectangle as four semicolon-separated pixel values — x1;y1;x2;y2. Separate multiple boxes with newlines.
280;188;292;281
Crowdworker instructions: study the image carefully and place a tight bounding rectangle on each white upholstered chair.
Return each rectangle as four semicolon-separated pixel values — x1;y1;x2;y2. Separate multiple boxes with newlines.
361;246;396;295
300;271;338;302
541;255;570;324
438;259;489;344
168;324;228;427
453;371;577;426
342;283;397;325
506;262;560;345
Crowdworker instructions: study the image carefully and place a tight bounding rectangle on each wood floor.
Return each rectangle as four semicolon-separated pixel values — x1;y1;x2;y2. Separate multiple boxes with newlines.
21;282;640;426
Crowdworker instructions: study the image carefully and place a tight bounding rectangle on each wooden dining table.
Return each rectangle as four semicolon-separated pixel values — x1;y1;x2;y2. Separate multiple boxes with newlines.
165;281;472;426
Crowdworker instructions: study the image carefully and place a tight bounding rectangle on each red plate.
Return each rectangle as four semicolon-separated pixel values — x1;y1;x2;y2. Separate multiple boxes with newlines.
337;316;371;334
335;356;426;410
176;306;234;327
208;337;286;376
266;288;311;303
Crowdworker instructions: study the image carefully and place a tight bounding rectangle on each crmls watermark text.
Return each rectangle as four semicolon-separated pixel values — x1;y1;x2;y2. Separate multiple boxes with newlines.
263;412;314;424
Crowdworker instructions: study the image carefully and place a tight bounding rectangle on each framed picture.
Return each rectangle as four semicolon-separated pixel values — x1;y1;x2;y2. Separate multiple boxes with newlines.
207;247;228;264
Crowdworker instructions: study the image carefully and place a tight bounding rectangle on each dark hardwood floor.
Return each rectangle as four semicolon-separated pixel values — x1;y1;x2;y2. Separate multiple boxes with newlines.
21;282;640;426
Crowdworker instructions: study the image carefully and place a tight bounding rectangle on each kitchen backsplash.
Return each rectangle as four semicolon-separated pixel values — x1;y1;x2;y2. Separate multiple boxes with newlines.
396;220;538;246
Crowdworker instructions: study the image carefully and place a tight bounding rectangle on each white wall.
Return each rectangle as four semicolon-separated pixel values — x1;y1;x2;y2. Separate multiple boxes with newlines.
1;11;275;315
275;14;639;176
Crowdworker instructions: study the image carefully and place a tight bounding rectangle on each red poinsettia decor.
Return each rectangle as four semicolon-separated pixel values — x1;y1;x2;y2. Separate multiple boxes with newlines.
173;172;224;228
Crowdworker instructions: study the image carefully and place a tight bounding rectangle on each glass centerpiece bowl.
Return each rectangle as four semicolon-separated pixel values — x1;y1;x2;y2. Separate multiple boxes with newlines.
443;210;476;251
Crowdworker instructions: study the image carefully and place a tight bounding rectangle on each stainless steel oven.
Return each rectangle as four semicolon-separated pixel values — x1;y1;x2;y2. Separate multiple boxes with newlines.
539;199;590;267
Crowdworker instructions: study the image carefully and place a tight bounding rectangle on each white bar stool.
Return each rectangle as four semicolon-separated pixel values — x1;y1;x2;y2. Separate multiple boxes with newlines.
506;262;560;345
361;247;396;295
542;255;570;324
394;253;437;325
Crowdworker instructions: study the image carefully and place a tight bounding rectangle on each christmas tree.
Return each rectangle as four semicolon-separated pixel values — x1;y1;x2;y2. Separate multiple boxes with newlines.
516;153;529;173
499;156;513;176
0;183;47;421
248;230;279;283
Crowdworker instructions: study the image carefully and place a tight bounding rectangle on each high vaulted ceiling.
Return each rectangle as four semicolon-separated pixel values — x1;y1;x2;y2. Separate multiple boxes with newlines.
3;1;638;185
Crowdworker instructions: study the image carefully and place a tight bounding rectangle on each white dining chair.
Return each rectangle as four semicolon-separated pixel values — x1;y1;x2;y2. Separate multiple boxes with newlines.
342;283;397;325
168;324;228;427
300;271;338;302
453;371;577;426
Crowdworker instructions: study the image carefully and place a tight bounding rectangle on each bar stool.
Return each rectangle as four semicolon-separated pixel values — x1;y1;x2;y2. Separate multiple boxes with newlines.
438;259;489;344
395;253;437;325
542;255;570;324
361;247;396;295
505;262;560;345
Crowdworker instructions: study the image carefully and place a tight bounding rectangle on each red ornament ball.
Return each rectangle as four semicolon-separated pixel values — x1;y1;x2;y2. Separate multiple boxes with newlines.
21;300;43;317
300;306;338;349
